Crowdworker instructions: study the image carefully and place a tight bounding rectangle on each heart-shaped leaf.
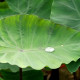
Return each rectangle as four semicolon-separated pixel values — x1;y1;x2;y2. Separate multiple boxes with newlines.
0;14;80;69
51;0;80;30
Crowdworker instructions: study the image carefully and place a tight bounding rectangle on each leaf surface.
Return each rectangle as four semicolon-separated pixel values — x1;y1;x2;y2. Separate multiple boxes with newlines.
0;9;18;19
0;15;80;69
66;59;80;73
0;63;33;72
0;2;8;9
51;0;80;30
6;0;53;19
0;2;18;19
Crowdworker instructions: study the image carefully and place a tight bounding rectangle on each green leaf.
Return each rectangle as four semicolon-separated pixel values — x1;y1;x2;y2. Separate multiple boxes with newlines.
0;2;18;19
6;0;53;19
0;70;43;80
51;0;80;30
0;2;8;9
0;77;3;80
0;63;19;72
0;9;18;19
0;63;33;72
35;0;53;19
0;14;80;69
66;59;80;73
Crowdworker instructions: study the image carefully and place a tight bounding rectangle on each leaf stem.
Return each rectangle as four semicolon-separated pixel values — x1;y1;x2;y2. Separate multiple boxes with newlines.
20;68;23;80
49;69;59;80
0;0;5;2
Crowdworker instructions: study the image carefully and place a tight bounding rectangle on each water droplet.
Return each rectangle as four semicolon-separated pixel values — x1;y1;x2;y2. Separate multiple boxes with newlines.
45;47;55;53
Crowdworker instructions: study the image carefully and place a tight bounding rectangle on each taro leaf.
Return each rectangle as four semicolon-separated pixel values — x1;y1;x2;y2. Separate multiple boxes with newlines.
66;59;80;73
0;2;8;9
0;63;19;72
0;9;18;19
0;15;80;69
0;63;33;72
0;70;43;80
51;0;80;31
34;0;53;19
6;0;53;19
0;2;18;19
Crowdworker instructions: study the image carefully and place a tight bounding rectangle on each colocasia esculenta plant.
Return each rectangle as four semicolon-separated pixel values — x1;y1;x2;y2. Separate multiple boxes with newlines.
0;0;80;80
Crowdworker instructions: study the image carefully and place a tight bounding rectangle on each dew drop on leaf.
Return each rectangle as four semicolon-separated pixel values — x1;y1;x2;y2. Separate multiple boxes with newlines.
45;47;55;53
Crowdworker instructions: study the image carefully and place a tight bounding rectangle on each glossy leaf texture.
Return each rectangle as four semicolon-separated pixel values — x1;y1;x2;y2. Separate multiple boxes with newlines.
0;70;43;80
0;14;80;69
6;0;53;19
66;58;80;73
51;0;80;31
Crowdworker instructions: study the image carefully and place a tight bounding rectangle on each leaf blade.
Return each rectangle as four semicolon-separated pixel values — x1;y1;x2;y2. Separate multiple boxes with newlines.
0;15;80;69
